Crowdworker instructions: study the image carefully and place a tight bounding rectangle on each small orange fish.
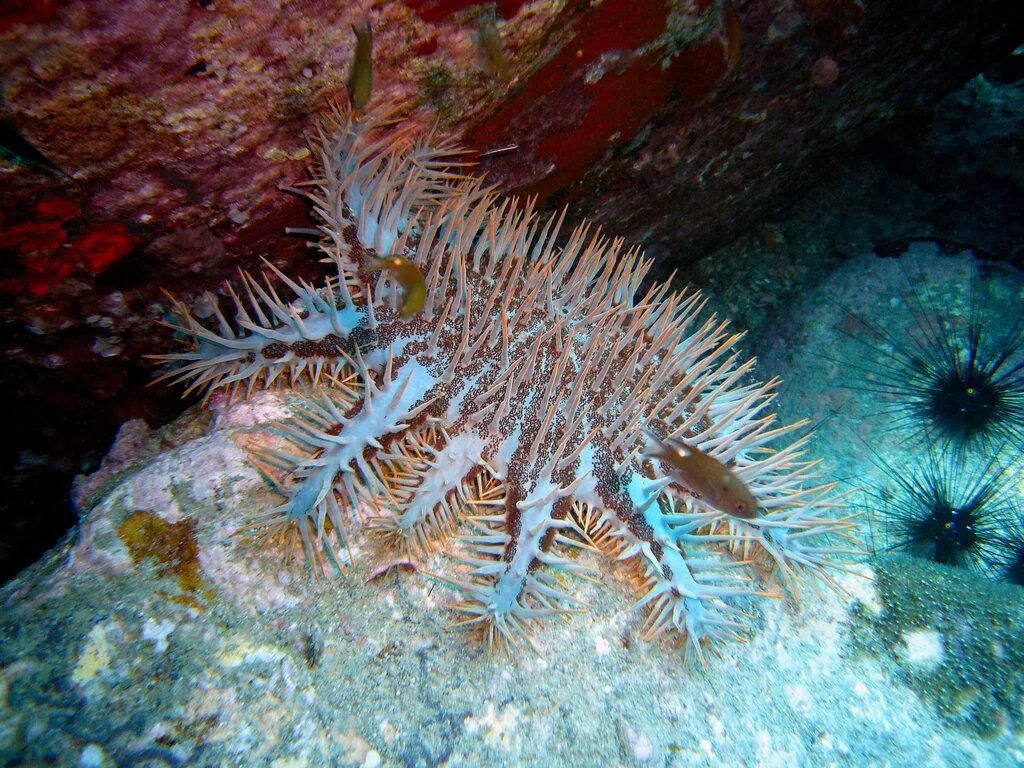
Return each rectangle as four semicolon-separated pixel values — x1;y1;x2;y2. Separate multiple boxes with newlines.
720;0;741;71
645;430;759;518
366;256;427;319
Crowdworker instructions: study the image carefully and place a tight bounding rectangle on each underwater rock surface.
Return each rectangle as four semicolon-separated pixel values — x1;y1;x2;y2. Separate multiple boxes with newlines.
2;1;1020;267
1;393;1022;766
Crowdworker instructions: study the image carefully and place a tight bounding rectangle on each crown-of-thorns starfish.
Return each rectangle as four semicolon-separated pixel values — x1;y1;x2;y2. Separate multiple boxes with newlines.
154;105;857;664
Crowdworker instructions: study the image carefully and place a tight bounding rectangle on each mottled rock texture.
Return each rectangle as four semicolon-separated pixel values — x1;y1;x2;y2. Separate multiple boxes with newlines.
0;0;1021;580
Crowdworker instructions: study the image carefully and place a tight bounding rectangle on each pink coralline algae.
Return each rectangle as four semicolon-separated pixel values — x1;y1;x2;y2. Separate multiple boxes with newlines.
156;108;856;662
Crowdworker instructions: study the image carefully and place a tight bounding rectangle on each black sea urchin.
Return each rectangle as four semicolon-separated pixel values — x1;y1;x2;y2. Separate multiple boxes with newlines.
996;512;1024;586
843;263;1024;457
868;451;1017;575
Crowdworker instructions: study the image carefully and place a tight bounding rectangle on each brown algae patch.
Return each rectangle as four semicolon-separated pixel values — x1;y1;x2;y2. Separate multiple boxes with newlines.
118;510;209;602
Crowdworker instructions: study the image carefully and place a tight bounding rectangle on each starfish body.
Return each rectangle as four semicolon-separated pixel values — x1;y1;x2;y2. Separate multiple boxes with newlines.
156;108;854;663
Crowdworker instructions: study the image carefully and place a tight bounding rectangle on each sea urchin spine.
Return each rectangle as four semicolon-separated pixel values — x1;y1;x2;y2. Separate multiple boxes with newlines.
842;266;1024;457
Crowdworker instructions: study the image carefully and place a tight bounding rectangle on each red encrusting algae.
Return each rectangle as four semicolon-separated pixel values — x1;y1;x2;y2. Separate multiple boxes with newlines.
469;0;729;205
0;197;140;297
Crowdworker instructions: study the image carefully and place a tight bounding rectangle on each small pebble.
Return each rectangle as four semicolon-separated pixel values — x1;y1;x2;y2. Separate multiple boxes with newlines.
618;717;656;764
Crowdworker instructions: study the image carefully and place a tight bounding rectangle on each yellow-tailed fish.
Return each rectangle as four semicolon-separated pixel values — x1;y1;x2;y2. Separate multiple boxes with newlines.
720;0;741;71
645;429;759;518
348;19;373;109
366;256;427;319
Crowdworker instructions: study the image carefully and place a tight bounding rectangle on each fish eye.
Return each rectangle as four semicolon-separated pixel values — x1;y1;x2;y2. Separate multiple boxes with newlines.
735;501;747;514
